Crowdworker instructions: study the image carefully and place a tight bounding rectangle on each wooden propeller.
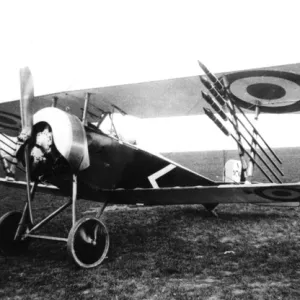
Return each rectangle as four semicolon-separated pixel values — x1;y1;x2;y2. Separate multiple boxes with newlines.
19;67;35;224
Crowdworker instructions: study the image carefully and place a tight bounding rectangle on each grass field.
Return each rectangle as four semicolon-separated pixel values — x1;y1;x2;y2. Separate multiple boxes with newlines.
1;148;300;299
1;191;300;299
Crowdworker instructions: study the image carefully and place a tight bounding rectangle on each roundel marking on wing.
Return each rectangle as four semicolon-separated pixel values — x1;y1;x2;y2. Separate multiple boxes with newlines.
225;70;300;113
255;187;300;202
246;82;286;100
0;111;21;131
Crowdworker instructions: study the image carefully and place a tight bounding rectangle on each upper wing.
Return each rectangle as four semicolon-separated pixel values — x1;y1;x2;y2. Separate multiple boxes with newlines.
97;182;300;206
1;62;300;136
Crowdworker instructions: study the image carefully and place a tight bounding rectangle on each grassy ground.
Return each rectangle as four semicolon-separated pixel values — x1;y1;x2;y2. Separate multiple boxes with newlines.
0;187;300;299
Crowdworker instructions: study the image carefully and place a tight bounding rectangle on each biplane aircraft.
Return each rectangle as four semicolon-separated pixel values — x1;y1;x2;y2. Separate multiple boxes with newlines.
0;62;300;268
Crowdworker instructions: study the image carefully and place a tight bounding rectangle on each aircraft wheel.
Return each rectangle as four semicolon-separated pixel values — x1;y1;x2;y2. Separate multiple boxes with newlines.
0;211;30;255
67;217;109;268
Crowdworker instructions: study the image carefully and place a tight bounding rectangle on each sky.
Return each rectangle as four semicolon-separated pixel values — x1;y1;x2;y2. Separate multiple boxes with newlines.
1;1;300;152
101;113;300;152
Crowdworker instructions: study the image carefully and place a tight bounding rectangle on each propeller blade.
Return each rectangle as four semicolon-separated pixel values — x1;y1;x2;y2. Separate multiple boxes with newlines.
19;67;34;139
18;67;35;225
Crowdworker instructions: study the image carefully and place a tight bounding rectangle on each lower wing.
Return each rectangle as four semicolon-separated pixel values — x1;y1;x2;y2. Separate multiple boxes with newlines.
96;182;300;206
1;179;299;207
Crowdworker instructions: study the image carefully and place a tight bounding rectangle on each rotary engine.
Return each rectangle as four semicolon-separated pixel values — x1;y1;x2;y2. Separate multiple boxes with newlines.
30;122;56;179
20;107;90;181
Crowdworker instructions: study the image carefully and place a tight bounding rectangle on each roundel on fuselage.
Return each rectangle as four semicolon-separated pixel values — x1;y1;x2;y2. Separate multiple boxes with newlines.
224;70;300;113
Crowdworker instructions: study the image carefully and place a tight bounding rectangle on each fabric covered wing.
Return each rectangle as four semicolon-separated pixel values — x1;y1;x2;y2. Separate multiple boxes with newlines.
96;182;300;205
1;63;300;136
0;178;61;196
1;179;300;207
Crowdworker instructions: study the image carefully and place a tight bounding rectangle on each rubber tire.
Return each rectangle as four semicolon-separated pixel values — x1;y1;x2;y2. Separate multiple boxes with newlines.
67;217;109;268
0;211;30;255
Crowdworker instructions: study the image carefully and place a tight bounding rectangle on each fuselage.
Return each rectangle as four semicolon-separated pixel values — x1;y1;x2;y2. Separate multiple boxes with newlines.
21;112;300;199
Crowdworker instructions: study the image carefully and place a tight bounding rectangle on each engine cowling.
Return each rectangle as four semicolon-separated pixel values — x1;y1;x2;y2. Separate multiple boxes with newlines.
32;107;90;174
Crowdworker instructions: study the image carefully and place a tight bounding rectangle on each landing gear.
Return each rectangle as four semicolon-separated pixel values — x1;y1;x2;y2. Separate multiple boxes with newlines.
0;67;111;268
0;211;31;255
0;156;111;268
67;217;110;268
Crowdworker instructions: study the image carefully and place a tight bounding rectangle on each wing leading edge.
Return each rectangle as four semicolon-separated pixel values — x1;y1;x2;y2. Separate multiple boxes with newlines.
1;62;300;137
